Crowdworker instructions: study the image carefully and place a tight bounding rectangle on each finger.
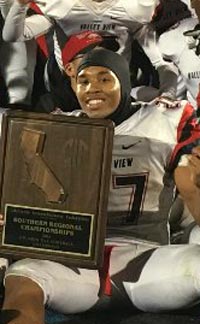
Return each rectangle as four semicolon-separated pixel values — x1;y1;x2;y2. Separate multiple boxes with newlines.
186;161;200;187
189;164;200;188
183;29;200;37
155;97;180;109
0;220;5;226
188;42;197;49
195;173;200;188
188;155;200;169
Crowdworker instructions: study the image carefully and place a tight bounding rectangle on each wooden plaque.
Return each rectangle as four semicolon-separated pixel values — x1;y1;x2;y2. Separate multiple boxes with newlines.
0;110;114;269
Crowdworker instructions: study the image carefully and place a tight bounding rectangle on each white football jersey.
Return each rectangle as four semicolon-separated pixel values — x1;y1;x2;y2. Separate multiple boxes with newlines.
107;100;198;244
158;17;200;108
1;0;179;98
0;1;36;105
2;0;166;70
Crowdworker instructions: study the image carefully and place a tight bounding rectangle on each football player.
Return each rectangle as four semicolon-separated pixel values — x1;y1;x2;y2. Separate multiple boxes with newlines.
0;1;36;106
152;0;200;109
1;48;200;324
0;0;178;99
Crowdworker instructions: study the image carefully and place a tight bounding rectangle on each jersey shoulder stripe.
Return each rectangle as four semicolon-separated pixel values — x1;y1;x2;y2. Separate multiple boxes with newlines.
169;102;200;170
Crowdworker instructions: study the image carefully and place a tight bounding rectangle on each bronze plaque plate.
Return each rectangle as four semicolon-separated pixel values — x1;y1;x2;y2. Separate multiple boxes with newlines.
0;110;114;268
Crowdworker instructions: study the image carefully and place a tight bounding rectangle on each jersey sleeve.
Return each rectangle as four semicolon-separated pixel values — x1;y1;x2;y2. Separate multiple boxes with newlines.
134;25;178;98
169;102;200;171
0;0;13;18
2;1;52;42
196;88;200;117
123;0;160;23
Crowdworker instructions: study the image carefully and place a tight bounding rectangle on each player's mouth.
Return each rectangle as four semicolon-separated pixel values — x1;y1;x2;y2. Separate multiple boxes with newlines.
86;98;105;109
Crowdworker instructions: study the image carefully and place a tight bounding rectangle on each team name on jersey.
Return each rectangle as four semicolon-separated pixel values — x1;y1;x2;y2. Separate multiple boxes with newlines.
114;158;133;169
80;23;116;31
188;71;200;79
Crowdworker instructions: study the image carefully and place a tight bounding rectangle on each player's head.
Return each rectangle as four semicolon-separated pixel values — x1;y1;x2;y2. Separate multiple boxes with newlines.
61;31;103;79
57;29;119;75
56;30;120;92
152;0;191;36
76;48;132;125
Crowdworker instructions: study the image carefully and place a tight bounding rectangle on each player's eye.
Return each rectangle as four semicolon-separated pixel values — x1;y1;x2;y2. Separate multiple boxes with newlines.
77;78;89;86
100;76;111;83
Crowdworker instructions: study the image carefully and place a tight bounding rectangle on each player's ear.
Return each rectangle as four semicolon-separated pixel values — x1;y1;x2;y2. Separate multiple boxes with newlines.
64;62;75;77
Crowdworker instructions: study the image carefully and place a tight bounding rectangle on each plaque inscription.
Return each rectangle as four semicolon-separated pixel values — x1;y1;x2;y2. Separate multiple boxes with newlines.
3;204;93;256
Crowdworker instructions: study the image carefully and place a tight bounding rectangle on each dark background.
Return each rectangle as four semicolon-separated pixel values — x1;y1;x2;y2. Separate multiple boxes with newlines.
45;307;200;324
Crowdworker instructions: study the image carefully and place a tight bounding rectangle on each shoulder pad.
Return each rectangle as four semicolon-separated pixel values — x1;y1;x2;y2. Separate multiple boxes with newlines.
123;0;159;23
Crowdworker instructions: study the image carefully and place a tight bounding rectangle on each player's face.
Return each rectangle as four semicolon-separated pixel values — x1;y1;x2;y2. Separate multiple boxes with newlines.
64;56;84;91
76;66;121;119
64;56;83;76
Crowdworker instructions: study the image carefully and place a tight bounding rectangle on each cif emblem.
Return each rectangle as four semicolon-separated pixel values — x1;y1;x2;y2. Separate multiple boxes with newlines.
65;138;88;168
20;128;65;203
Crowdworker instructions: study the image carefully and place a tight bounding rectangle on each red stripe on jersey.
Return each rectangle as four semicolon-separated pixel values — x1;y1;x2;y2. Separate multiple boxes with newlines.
29;2;42;14
29;3;49;58
36;36;49;58
151;3;162;21
196;90;200;108
196;90;200;117
99;245;115;296
176;102;195;142
170;103;200;168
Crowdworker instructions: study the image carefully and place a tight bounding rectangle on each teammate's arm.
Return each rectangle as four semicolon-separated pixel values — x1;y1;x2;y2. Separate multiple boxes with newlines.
2;0;52;42
134;25;178;99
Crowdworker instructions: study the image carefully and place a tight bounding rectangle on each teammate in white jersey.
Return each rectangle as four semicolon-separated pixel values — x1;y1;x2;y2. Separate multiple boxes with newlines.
0;0;178;99
132;0;200;106
1;48;200;324
0;0;36;106
152;0;200;109
183;0;200;55
131;0;200;104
